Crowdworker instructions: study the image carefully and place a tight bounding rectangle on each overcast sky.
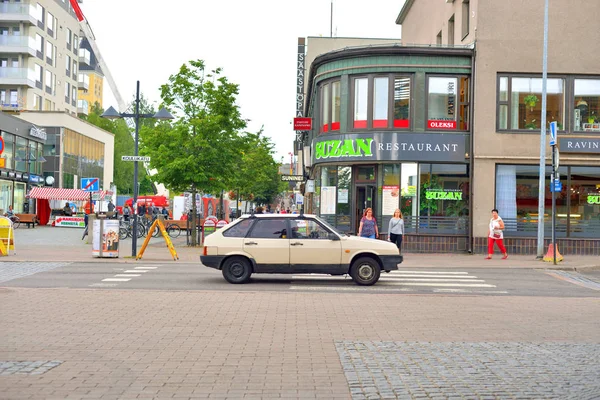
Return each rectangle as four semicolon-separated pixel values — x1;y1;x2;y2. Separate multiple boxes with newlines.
81;0;404;161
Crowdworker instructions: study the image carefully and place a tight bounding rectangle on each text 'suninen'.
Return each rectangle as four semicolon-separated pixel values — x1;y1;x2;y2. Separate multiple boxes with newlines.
314;139;460;159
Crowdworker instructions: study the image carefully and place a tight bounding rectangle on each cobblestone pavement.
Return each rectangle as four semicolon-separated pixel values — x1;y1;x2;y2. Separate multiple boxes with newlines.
1;289;600;399
0;262;71;284
336;341;600;399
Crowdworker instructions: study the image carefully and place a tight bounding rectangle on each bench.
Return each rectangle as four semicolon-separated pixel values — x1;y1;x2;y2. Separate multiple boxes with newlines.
16;213;38;228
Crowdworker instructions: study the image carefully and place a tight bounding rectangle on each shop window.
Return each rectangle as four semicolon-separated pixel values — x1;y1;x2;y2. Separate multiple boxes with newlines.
568;167;600;238
352;75;412;130
496;75;564;131
574;79;600;132
427;76;469;131
418;164;469;234
401;163;418;231
356;166;375;182
337;166;352;230
319;80;341;133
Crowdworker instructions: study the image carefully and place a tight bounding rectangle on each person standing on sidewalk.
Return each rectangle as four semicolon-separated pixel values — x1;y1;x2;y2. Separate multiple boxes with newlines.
358;208;378;239
83;199;94;227
486;208;508;260
388;208;404;254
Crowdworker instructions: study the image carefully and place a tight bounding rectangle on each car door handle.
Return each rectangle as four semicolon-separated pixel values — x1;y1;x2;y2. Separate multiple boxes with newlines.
244;241;258;245
291;242;304;246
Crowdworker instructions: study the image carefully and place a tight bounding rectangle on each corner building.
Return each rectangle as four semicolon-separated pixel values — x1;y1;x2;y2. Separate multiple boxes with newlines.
303;44;475;253
396;0;600;255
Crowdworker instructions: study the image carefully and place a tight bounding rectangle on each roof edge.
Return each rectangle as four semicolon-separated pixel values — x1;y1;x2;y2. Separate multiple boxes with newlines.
396;0;415;25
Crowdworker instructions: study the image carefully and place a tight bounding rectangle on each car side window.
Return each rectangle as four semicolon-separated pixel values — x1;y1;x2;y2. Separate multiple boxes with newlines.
222;219;254;238
248;219;288;239
291;219;331;239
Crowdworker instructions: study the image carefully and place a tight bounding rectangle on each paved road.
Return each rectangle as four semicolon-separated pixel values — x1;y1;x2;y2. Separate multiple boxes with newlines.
2;261;600;297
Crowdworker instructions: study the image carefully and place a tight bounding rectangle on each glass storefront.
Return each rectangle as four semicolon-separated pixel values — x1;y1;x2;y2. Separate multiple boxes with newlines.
495;164;600;238
0;180;13;215
313;162;470;235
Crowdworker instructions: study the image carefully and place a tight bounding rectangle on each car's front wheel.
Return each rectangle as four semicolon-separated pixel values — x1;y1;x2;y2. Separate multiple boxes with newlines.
350;257;381;286
222;256;252;284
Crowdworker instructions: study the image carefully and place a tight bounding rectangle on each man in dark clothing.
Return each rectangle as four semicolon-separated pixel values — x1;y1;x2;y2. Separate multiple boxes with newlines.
107;200;115;212
138;203;146;217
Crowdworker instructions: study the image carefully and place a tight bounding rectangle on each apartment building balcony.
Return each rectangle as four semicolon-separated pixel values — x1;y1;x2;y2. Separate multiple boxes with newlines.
0;35;36;57
78;74;89;91
0;3;37;25
0;67;35;88
77;99;89;116
78;48;91;67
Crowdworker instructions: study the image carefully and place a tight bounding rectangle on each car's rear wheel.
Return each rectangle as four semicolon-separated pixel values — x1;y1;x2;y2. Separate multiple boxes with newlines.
222;256;252;284
350;257;380;286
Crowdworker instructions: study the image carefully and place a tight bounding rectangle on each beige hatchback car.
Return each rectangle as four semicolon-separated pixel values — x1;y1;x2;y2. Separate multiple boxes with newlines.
201;213;403;286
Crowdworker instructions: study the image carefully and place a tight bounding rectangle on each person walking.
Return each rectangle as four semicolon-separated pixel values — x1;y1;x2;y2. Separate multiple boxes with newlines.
123;204;131;221
487;208;508;260
358;207;378;239
388;208;404;254
83;199;94;227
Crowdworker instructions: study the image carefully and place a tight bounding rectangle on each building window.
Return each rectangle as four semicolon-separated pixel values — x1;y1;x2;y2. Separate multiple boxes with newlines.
73;34;78;52
574;78;600;132
35;3;45;29
33;94;42;110
497;75;564;131
331;81;340;130
495;164;600;238
427;76;469;130
47;12;55;37
461;0;470;39
352;75;412;130
66;28;72;50
66;54;71;76
418;163;469;234
45;39;53;65
436;31;442;45
34;63;42;89
321;83;329;133
65;82;70;103
72;60;77;78
448;15;455;46
9;89;17;106
35;34;43;59
45;70;52;95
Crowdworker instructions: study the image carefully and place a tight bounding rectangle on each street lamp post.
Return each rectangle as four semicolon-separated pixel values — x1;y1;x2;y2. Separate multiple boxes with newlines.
101;81;174;257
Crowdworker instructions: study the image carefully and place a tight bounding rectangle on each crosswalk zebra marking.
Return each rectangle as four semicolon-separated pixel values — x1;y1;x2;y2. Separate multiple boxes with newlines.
289;269;500;293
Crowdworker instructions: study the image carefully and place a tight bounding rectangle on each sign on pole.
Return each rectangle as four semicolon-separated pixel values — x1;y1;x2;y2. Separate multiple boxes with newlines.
293;117;312;131
549;121;557;146
81;177;99;192
122;156;151;162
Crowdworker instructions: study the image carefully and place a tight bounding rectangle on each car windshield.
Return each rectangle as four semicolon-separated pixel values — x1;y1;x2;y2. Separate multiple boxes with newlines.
312;215;347;236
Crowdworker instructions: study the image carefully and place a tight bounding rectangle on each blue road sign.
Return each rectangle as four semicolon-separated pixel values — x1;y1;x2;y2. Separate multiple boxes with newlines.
551;179;562;193
549;121;557;146
81;177;99;192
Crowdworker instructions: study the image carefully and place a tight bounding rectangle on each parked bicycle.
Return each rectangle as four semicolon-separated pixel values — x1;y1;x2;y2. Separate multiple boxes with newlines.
8;215;20;229
118;217;146;240
145;218;181;239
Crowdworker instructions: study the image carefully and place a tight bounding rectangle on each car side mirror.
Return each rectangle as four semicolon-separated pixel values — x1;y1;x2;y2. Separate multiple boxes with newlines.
327;232;340;241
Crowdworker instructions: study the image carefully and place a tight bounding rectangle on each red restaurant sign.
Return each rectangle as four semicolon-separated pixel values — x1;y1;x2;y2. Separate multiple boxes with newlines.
293;117;312;131
427;120;457;130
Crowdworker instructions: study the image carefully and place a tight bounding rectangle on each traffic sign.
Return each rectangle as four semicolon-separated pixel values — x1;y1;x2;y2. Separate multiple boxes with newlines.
551;179;562;193
281;175;304;182
122;156;151;162
549;121;557;146
0;136;4;155
81;177;99;192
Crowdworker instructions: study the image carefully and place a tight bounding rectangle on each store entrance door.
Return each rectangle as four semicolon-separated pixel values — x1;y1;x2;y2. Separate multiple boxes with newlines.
355;185;376;233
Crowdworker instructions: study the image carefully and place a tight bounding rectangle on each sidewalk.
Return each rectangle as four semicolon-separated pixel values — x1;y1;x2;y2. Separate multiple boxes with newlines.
4;225;599;270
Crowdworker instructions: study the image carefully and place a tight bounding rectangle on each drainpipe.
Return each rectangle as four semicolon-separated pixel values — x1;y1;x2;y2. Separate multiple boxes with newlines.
468;44;476;254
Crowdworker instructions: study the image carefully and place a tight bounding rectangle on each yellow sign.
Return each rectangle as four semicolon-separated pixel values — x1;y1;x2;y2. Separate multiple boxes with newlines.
0;158;5;168
136;218;179;261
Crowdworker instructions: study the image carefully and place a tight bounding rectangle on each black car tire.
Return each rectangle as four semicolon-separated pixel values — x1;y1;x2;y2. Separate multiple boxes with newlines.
350;257;381;286
222;256;252;284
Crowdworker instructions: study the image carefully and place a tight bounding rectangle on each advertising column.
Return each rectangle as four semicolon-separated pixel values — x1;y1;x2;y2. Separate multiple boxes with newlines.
92;218;120;257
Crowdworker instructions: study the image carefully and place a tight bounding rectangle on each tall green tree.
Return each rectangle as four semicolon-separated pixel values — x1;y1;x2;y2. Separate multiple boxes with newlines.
231;130;286;207
140;59;246;245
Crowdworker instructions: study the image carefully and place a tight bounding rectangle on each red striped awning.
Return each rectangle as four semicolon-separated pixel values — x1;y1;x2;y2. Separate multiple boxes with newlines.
27;187;112;201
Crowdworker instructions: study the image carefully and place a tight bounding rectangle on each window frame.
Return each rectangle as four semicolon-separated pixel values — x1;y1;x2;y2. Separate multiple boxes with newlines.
425;74;470;132
247;218;289;239
496;73;568;133
349;73;413;132
318;78;341;134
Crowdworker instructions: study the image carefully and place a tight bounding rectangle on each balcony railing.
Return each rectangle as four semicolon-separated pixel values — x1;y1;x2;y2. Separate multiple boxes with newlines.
0;35;36;56
78;48;91;66
78;75;89;91
0;67;35;88
77;99;89;115
0;3;37;24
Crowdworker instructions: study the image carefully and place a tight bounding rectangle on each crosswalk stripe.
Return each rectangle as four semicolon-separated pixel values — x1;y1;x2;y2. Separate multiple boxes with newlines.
387;274;479;278
434;288;508;294
114;274;140;277
101;278;131;282
396;271;469;274
125;270;146;273
382;278;486;282
134;267;157;270
398;282;496;287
